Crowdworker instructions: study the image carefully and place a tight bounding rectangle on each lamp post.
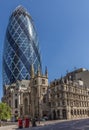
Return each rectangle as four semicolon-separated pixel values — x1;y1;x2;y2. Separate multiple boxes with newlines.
19;89;23;118
20;90;22;117
10;88;14;121
17;80;23;118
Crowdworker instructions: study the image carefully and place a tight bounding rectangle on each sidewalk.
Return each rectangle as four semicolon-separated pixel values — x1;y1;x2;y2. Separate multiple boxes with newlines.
0;125;17;130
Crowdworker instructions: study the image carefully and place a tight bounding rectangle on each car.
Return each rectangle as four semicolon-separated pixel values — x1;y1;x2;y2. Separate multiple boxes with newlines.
43;116;48;120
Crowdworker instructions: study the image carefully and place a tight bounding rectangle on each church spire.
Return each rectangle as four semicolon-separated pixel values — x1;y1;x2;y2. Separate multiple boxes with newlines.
37;66;41;76
30;64;34;78
45;66;48;78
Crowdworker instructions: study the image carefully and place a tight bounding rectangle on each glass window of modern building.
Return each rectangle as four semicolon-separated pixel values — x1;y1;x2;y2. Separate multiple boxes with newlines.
3;5;42;86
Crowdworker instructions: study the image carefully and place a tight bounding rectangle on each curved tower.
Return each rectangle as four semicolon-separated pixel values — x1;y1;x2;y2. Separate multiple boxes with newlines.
3;5;42;85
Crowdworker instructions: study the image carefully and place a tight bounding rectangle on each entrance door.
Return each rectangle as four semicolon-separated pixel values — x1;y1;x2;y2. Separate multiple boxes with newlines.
62;109;67;119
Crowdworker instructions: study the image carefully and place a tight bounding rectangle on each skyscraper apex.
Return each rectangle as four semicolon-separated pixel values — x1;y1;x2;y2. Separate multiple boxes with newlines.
10;5;32;20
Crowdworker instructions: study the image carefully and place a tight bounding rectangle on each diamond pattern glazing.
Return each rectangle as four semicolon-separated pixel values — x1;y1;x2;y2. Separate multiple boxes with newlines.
3;6;42;85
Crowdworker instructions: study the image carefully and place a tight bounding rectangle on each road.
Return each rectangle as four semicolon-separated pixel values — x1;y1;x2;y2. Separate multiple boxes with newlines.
0;118;89;130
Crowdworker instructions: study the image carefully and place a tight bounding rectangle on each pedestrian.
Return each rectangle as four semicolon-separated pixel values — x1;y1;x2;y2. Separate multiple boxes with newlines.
32;118;36;127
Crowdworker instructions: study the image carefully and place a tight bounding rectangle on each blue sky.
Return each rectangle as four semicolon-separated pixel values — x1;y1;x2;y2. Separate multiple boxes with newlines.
1;0;89;100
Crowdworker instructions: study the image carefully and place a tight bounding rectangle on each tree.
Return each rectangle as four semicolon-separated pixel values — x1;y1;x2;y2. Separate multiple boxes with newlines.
0;102;11;120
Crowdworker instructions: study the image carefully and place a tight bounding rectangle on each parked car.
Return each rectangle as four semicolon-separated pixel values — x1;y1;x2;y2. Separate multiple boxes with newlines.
43;116;48;120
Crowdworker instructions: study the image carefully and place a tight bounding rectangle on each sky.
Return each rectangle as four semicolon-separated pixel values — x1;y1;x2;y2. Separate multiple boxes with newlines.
1;0;89;100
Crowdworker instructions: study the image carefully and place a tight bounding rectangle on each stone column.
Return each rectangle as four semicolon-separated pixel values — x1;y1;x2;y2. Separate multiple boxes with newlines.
66;106;71;119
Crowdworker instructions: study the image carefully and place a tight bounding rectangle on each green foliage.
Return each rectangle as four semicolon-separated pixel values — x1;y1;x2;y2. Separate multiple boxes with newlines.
0;102;11;120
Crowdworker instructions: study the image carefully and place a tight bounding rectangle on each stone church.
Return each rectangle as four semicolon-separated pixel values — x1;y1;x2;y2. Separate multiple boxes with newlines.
2;65;49;121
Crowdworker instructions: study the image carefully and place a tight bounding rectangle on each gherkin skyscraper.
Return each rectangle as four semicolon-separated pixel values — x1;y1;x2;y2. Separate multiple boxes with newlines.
3;5;42;85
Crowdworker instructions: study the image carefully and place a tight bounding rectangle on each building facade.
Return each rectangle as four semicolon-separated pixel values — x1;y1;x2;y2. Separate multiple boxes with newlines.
67;68;89;87
3;5;42;87
49;70;89;120
2;67;89;121
2;66;49;121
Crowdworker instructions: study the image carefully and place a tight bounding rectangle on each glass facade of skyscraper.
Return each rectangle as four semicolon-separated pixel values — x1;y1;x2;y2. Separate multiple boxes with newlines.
3;6;42;85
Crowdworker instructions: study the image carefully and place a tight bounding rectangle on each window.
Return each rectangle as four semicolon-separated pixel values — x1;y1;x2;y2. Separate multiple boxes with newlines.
43;97;46;103
15;111;18;114
21;84;25;87
34;80;37;85
71;110;73;115
42;79;45;84
57;94;59;98
56;81;59;85
48;102;51;107
15;94;17;96
43;88;45;93
57;110;60;116
15;99;18;108
58;102;60;106
24;98;28;114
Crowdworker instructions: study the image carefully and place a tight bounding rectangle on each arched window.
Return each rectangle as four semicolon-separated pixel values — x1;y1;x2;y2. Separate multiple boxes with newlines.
77;110;79;115
57;110;60;117
24;98;28;115
62;109;67;119
80;109;82;115
83;109;84;114
74;109;76;115
43;96;46;103
42;79;45;84
15;99;18;108
71;110;73;115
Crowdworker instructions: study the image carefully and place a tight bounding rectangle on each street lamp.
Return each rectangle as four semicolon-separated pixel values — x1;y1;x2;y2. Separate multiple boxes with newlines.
10;88;14;121
19;89;23;118
17;80;23;118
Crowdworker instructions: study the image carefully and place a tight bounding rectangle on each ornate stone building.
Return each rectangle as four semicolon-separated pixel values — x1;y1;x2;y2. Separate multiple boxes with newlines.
2;65;49;121
49;71;89;120
2;68;89;121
